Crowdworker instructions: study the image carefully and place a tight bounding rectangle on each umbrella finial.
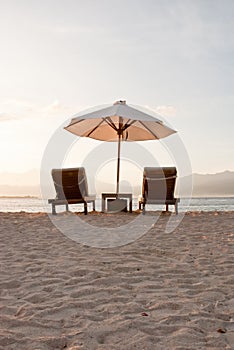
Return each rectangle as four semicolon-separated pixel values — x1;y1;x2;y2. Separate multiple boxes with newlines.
114;100;126;105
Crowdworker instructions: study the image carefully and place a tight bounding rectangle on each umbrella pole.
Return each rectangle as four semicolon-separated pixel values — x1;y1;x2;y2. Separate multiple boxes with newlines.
116;133;121;196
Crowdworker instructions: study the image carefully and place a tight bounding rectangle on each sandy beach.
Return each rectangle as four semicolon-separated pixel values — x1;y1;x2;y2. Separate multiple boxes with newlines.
0;211;233;349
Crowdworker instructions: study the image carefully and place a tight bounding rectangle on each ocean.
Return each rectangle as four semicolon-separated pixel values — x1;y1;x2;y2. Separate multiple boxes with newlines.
0;197;234;213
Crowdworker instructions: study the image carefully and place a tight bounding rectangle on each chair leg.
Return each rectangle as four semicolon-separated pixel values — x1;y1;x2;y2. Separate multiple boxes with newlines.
139;201;141;210
142;203;146;215
175;203;178;215
129;199;132;213
52;203;56;215
84;202;88;215
92;200;95;211
65;203;69;211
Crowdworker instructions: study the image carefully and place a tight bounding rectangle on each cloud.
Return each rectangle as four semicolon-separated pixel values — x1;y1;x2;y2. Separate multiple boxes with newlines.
3;99;34;110
155;106;177;117
144;105;177;118
0;98;86;125
0;99;34;122
0;112;19;122
41;100;74;117
1;100;177;127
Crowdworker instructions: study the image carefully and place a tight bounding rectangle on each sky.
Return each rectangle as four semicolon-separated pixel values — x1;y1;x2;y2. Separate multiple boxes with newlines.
0;0;234;183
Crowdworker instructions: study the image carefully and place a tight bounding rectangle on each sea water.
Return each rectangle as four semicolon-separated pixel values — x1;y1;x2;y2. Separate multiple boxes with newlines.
0;197;234;213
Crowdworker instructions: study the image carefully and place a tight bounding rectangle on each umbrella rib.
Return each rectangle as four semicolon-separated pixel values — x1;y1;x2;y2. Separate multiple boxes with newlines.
104;117;118;131
86;119;106;137
139;121;159;139
64;118;85;128
122;119;136;131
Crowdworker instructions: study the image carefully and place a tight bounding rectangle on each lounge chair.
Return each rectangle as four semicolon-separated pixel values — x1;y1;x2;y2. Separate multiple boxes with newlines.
139;167;180;214
48;167;95;215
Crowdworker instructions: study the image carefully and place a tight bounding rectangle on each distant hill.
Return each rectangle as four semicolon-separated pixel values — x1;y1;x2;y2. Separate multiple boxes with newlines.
0;169;41;197
191;171;234;197
0;185;41;197
0;170;233;197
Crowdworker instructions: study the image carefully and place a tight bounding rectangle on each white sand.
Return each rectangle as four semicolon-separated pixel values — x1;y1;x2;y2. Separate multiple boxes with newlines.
0;211;233;349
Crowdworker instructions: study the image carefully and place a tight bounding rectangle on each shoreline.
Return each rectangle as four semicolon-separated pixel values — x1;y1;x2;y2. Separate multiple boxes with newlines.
1;195;234;198
1;197;234;215
0;209;234;214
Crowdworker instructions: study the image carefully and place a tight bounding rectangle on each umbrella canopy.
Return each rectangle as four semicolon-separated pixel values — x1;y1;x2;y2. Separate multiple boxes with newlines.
65;101;176;194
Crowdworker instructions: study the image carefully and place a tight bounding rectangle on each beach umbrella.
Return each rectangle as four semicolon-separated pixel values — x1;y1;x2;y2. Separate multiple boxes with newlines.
64;101;176;195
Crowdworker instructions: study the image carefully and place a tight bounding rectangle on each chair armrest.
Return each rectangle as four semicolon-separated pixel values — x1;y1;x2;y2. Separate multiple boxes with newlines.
84;195;96;202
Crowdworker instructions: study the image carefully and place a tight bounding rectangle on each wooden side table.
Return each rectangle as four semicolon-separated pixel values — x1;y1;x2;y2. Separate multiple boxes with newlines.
102;193;132;213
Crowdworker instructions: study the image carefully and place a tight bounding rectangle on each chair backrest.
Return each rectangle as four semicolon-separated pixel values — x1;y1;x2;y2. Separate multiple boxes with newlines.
142;167;177;201
51;167;88;200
